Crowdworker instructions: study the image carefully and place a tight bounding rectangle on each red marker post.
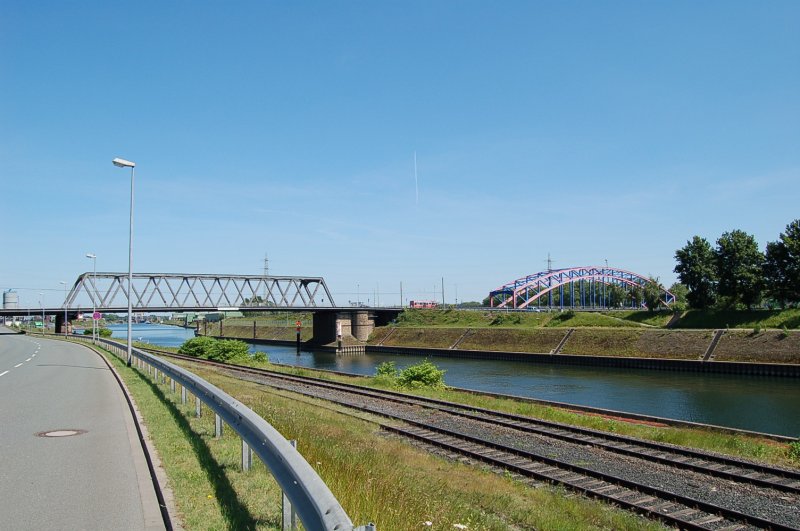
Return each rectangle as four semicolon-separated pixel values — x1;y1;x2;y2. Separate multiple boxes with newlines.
295;320;302;354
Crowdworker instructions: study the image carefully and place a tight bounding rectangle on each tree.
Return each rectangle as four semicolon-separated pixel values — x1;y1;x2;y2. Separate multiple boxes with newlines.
764;219;800;307
606;284;628;308
628;285;644;308
641;277;665;312
674;236;717;309
668;282;689;311
715;230;764;309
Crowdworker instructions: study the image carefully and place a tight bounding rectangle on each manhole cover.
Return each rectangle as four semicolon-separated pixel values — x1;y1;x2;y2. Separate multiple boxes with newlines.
36;429;87;438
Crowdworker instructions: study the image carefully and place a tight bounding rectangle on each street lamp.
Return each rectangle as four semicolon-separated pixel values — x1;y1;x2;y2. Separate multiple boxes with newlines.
86;253;97;342
60;281;67;336
39;292;45;335
113;157;136;366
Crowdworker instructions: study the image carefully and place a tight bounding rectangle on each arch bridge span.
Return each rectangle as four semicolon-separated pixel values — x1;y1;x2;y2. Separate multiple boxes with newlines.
489;266;675;310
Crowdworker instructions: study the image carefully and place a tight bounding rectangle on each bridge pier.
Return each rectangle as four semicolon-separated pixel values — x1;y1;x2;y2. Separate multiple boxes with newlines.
311;309;399;345
55;312;79;334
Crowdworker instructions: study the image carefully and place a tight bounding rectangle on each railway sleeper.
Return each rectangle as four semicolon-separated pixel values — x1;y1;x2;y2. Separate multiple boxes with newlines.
689;514;725;526
640;501;676;513
667;508;702;519
593;484;625;495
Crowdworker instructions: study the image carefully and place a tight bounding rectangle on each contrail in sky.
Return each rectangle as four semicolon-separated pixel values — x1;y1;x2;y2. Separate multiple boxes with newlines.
414;151;419;204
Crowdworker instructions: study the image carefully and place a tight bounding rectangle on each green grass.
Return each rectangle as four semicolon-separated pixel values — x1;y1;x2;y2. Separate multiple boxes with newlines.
96;345;670;530
544;311;644;328
609;310;675;327
676;309;800;329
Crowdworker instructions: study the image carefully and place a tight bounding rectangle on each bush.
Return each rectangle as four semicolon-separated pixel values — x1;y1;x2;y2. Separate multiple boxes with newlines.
789;440;800;462
178;336;217;357
209;339;251;362
397;360;446;389
251;351;268;363
83;327;113;337
375;361;399;378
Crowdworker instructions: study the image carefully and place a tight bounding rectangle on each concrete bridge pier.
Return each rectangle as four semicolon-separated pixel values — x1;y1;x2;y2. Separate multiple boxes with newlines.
312;309;399;345
55;312;79;334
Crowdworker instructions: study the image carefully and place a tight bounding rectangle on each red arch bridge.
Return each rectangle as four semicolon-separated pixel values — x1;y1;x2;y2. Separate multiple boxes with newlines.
489;266;675;310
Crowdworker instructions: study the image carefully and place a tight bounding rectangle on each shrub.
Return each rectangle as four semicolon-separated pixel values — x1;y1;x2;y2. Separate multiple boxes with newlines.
789;440;800;462
83;328;113;337
251;351;268;363
178;336;217;357
375;361;399;378
209;339;251;362
397;360;446;389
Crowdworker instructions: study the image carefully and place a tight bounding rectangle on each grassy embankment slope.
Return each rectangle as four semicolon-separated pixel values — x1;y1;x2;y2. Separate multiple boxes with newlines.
368;309;800;363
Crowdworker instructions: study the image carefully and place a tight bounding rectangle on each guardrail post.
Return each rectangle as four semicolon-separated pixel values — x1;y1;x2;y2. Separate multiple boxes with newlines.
181;386;187;404
242;440;252;472
282;440;298;530
154;368;159;382
170;379;176;393
195;396;201;418
215;414;223;438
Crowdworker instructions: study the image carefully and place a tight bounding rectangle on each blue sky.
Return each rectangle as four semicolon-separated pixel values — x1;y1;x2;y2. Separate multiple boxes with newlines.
1;1;798;308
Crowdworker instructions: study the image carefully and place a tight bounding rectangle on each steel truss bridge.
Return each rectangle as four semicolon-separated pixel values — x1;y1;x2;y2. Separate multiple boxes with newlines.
489;266;675;310
58;273;337;313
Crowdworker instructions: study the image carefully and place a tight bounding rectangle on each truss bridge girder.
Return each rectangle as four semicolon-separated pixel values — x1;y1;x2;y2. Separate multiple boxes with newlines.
63;273;336;311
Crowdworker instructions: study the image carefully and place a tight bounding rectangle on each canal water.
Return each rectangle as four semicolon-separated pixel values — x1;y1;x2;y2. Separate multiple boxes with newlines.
110;323;800;437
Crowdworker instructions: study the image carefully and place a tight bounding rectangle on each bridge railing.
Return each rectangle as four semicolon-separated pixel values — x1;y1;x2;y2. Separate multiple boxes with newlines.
74;336;374;531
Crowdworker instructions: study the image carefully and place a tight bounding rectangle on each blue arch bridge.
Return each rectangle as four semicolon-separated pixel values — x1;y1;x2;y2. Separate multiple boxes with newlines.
489;266;675;310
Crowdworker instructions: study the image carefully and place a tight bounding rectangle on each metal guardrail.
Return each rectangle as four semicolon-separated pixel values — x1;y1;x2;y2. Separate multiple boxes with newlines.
77;336;373;531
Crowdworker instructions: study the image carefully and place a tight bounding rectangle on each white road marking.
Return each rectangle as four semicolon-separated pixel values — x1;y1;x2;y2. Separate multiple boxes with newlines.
26;358;32;362
0;371;8;377
14;363;23;368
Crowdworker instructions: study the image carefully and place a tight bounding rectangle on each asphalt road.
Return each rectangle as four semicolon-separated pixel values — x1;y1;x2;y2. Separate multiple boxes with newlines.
0;327;164;530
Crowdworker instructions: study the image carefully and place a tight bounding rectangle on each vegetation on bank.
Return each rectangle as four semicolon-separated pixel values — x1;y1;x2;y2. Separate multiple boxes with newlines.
674;219;800;310
392;308;800;330
374;360;447;389
83;327;113;337
178;336;268;363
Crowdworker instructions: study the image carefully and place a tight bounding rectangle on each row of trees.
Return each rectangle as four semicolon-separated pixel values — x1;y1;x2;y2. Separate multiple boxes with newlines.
674;220;800;309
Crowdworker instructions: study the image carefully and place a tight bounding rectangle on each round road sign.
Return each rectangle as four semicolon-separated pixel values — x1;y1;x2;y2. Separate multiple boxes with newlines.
92;312;102;321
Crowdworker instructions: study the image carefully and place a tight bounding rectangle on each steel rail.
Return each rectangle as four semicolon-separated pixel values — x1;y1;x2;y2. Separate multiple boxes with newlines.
83;338;372;531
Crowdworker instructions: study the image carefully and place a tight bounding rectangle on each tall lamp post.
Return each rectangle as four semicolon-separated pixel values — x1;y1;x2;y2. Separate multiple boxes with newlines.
59;281;67;335
39;292;45;335
86;253;97;342
113;157;136;366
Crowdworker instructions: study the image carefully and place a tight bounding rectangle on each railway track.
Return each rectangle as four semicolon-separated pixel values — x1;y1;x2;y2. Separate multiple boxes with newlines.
144;348;800;530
